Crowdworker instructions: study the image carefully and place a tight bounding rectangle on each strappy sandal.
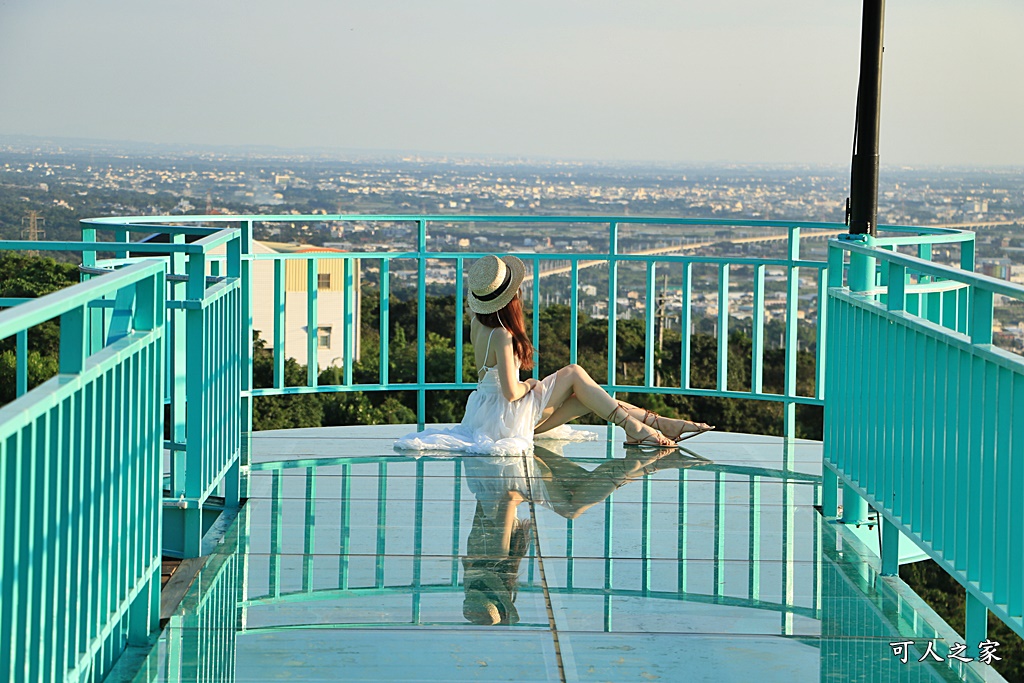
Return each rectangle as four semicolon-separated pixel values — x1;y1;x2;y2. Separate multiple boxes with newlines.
605;402;678;449
641;408;716;443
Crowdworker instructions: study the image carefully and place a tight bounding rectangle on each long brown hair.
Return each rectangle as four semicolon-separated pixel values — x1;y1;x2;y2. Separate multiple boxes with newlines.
476;294;535;371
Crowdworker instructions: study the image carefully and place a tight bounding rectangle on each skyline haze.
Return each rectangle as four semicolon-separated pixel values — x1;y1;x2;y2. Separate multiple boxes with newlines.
1;1;1022;167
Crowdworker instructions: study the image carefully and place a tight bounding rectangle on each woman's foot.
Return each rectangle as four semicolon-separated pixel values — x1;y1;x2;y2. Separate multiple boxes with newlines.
606;403;676;448
641;409;714;442
606;448;677;488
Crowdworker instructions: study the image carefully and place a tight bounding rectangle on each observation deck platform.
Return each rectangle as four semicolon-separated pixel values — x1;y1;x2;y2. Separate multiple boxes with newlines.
119;425;1001;683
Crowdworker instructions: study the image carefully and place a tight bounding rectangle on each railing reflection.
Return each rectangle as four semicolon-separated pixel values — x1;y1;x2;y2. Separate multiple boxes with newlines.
133;509;244;683
139;439;991;682
241;449;821;631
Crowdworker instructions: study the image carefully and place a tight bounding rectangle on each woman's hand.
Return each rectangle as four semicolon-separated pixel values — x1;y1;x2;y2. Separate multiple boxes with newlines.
523;377;540;392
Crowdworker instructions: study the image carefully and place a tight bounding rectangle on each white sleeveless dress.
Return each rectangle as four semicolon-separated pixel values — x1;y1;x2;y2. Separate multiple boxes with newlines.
394;328;596;456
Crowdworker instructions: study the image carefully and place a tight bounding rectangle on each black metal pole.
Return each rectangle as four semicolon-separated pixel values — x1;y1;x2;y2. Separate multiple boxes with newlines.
848;0;885;236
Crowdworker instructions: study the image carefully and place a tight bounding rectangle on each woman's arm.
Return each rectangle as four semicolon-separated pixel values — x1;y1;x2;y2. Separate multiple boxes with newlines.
494;330;532;402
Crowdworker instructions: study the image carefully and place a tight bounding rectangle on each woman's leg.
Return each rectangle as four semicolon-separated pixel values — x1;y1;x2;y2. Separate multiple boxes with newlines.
534;395;588;434
535;396;664;434
534;447;673;519
535;365;673;445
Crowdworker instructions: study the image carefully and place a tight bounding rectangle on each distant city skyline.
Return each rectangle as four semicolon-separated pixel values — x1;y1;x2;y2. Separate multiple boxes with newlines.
1;1;1022;167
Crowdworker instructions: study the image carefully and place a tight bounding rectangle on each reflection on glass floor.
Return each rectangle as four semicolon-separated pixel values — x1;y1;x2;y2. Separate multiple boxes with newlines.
125;425;1001;682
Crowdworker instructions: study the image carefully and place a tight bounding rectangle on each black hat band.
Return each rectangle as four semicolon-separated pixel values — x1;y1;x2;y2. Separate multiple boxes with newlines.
474;266;512;302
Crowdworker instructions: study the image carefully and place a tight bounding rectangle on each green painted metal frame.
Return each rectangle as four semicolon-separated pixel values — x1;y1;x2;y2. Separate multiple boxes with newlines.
824;233;1024;654
0;260;166;683
76;214;922;441
73;222;245;558
2;226;244;559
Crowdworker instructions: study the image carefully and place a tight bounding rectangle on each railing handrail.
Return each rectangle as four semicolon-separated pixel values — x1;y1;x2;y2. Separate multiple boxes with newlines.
0;239;220;255
0;259;165;339
835;236;1024;301
242;251;827;269
80;212;972;235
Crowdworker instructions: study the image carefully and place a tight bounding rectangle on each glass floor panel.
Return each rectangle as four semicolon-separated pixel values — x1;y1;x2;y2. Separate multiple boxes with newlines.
119;425;1005;682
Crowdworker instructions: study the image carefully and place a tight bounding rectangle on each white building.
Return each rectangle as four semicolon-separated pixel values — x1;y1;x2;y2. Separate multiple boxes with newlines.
248;241;361;371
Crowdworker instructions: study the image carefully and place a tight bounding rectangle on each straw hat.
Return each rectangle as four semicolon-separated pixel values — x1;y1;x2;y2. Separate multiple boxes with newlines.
462;567;520;625
467;254;526;314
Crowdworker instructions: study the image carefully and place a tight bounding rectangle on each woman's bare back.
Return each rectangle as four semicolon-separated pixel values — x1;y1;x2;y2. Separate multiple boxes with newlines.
471;318;507;374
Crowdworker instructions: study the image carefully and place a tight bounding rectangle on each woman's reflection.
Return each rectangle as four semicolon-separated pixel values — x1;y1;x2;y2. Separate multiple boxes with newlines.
460;444;710;625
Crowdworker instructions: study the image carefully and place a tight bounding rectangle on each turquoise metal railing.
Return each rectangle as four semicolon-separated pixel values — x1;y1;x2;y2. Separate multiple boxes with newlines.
253;217;828;438
77;221;245;557
823;232;1024;654
2;227;245;559
78;214;866;439
0;213;988;680
0;260;166;683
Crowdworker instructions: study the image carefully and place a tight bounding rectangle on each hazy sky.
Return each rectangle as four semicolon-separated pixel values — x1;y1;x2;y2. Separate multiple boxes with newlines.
1;0;1021;166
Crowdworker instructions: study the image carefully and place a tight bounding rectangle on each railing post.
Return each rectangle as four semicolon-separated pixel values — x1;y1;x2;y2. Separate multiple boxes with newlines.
886;261;906;312
717;263;730;393
680;261;692;390
607;222;619;393
380;258;390;386
15;330;28;397
835;235;873;526
344;257;356;386
969;287;993;345
815;266;828;401
827;240;845;289
958;236;976;335
417;219;427;429
966;591;987;658
170;234;188;496
307;258;319;387
58;305;87;375
531;257;540;378
238;222;253;470
783;227;801;438
880;517;899;576
273;259;286;389
570;260;579;366
183;249;207;558
81;225;105;355
454;257;463;383
822;467;839;518
645;261;656;387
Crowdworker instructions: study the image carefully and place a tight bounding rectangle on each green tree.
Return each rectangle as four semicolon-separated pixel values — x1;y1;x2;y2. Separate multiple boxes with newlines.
0;253;81;405
251;334;324;430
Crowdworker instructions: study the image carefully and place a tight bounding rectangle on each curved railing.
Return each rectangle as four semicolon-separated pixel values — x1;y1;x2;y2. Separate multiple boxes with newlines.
78;214;974;442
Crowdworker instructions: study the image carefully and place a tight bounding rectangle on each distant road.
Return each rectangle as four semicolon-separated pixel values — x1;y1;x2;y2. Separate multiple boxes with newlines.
524;229;845;282
930;220;1021;229
523;221;1020;282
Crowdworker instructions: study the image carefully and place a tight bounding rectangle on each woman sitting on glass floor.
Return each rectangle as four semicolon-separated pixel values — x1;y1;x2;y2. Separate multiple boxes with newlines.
395;254;713;455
